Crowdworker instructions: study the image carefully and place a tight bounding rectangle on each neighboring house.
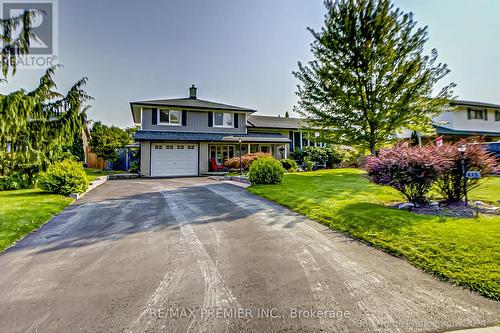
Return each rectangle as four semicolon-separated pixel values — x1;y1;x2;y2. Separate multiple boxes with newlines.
433;100;500;140
131;85;323;177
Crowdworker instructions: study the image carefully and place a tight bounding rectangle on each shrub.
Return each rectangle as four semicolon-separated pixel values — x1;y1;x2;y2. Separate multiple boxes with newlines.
280;158;298;172
364;144;448;205
433;141;497;203
292;146;361;168
224;152;271;170
38;159;88;195
293;147;328;164
303;159;315;171
337;147;361;167
0;172;34;191
129;160;139;173
248;157;285;184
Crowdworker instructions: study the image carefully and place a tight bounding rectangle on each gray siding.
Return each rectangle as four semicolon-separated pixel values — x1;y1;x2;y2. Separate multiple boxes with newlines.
140;141;151;177
141;108;246;134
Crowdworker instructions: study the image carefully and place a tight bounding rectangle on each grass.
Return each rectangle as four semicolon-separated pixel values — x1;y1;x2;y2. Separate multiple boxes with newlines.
0;189;73;252
468;176;500;205
84;168;125;181
248;169;500;300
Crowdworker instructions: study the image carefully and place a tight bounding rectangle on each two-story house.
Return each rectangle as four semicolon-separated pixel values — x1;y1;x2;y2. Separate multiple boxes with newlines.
131;86;321;177
432;100;500;139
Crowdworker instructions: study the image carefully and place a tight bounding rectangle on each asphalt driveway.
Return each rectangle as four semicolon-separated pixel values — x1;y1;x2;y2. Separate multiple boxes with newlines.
0;178;498;332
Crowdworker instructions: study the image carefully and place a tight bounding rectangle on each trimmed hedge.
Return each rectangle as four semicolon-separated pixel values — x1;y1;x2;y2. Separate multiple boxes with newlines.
38;160;88;195
248;157;284;184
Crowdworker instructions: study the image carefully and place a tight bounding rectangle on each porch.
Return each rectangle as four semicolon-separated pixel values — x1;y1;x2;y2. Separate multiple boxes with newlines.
207;143;288;172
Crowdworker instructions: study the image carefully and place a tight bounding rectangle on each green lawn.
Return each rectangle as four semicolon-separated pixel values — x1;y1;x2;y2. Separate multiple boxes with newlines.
0;189;73;252
84;168;125;181
468;176;500;205
248;169;500;300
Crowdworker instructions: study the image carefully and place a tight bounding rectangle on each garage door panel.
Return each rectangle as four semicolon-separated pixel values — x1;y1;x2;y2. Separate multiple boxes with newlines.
151;143;198;177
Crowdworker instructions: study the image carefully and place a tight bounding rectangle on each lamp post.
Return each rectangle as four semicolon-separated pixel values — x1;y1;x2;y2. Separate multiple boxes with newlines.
238;139;243;176
458;144;468;206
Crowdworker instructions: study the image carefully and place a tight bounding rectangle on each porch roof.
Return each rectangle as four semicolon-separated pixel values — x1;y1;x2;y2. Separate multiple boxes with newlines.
134;130;291;143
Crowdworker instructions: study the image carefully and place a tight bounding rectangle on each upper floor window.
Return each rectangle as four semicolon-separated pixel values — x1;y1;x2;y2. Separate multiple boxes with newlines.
159;109;181;125
467;108;487;120
496;110;500;121
214;112;233;127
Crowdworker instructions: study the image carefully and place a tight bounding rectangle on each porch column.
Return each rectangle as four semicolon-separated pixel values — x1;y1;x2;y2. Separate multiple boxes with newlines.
299;131;303;149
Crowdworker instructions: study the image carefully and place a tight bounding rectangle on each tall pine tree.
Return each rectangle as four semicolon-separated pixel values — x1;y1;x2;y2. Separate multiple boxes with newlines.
294;0;455;155
0;10;90;182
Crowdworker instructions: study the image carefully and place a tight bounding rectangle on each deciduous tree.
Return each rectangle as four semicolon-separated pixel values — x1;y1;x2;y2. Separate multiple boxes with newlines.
294;0;455;155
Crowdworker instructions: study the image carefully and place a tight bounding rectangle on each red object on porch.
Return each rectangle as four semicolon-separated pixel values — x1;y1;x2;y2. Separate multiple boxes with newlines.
210;158;223;172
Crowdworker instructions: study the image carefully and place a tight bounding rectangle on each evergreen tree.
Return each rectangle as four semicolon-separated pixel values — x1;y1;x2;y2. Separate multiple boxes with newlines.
293;0;455;155
0;10;90;182
285;111;290;118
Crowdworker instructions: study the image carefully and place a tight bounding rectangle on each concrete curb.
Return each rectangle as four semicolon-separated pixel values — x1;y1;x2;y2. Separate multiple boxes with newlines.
69;175;108;200
209;175;250;184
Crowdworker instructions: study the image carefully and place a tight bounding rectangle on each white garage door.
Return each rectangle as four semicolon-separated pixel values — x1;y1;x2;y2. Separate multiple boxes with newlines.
151;143;198;177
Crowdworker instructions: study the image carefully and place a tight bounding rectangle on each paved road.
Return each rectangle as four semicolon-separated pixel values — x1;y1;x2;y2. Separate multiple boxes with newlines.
0;178;498;332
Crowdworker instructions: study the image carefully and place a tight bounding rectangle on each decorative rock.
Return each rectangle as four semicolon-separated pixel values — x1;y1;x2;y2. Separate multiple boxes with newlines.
398;202;415;210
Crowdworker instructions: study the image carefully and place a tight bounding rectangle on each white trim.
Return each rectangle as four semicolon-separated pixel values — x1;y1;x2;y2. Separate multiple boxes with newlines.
158;109;182;126
213;111;234;128
140;107;143;130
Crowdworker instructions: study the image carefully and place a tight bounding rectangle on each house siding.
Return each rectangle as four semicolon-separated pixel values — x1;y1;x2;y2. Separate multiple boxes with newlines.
141;108;246;134
199;142;209;174
450;106;500;133
140;141;151;177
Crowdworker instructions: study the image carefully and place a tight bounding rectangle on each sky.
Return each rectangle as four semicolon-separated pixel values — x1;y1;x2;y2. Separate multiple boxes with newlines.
3;0;500;128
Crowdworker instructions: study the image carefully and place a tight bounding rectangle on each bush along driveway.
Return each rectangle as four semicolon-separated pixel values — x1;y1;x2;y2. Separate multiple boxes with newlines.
248;168;500;300
0;189;72;252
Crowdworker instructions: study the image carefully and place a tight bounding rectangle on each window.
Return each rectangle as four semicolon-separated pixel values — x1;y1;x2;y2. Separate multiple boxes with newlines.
496;111;500;121
293;131;301;149
214;112;233;127
158;109;181;125
468;109;485;120
209;145;235;164
154;144;162;149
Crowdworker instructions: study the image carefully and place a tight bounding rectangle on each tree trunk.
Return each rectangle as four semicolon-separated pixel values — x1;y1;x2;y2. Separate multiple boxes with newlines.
369;140;377;156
